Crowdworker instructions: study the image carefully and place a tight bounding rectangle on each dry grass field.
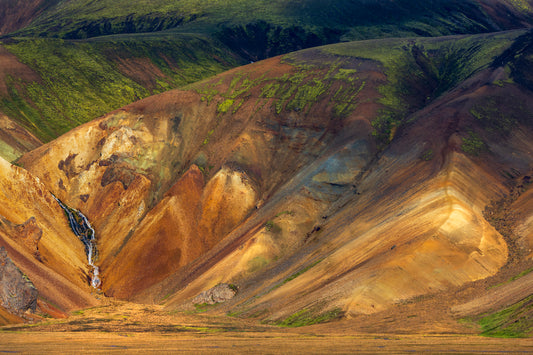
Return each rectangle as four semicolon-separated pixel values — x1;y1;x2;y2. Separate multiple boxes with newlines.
1;300;532;353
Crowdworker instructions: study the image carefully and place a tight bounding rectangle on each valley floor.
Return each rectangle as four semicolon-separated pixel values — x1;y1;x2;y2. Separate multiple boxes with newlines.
0;300;532;353
1;329;532;353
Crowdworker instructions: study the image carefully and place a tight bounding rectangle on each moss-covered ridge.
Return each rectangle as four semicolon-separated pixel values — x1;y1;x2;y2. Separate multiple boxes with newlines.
188;30;520;148
7;0;533;64
0;34;243;142
12;0;525;40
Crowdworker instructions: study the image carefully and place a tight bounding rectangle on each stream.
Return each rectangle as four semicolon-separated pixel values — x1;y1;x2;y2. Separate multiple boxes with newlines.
53;196;101;289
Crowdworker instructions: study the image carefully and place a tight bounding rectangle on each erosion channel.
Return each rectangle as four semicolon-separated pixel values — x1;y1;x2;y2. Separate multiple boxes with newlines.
53;196;101;289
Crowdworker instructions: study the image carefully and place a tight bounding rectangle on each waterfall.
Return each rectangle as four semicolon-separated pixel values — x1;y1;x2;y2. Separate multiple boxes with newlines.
53;196;101;289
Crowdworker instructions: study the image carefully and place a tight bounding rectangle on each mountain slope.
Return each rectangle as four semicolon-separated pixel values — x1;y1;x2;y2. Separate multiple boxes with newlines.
0;0;57;36
0;34;243;148
2;0;533;161
11;0;533;42
16;30;533;334
0;156;98;320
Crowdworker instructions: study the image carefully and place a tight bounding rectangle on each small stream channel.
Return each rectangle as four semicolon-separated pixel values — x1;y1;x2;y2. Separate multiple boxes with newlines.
53;196;101;289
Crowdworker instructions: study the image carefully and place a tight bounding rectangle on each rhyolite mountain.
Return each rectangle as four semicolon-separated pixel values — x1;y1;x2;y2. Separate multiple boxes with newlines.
0;27;531;336
2;0;533;161
0;0;532;337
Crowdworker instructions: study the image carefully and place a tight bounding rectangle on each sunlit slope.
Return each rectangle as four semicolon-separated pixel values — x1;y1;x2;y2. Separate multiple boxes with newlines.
19;31;533;324
168;75;532;321
0;157;98;321
149;32;533;319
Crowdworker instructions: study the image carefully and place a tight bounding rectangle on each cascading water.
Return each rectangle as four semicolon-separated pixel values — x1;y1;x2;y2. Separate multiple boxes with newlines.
53;196;101;289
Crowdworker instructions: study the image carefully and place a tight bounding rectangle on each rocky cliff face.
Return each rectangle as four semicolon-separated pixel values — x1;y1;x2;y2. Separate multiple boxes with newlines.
0;155;98;322
0;247;37;315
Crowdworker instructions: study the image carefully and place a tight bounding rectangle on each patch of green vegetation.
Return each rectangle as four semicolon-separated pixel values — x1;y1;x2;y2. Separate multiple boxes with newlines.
247;256;269;273
226;310;242;317
510;266;533;282
469;104;514;134
490;266;533;290
193;303;218;313
478;294;533;338
324;32;520;148
281;259;323;285
461;131;486;156
276;307;343;327
264;220;281;233
506;0;532;13
202;129;215;145
196;85;220;105
198;164;214;177
15;0;509;45
217;98;235;113
187;45;392;121
267;258;323;294
264;220;274;231
469;94;533;134
371;112;401;150
286;78;327;113
259;59;366;116
161;292;173;302
333;68;357;81
420;149;434;161
1;35;240;141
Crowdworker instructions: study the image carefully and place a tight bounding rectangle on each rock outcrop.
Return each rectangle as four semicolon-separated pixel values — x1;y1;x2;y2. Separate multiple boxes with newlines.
191;283;237;305
0;247;37;314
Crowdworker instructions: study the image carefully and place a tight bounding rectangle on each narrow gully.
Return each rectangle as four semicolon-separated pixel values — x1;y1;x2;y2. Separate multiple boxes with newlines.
53;196;101;289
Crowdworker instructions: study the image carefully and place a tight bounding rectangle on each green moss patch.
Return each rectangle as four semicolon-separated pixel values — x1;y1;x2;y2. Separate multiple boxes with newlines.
478;294;533;338
461;131;486;156
276;307;343;327
0;35;240;141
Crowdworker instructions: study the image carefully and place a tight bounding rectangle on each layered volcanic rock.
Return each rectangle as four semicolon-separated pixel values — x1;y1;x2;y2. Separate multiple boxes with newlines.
145;34;533;321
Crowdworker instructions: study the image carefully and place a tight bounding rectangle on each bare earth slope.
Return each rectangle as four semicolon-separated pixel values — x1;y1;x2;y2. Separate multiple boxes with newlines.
0;0;56;36
0;157;98;321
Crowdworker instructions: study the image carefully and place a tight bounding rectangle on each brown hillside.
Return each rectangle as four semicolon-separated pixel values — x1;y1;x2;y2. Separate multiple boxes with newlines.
0;0;51;35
